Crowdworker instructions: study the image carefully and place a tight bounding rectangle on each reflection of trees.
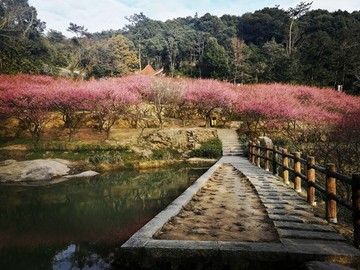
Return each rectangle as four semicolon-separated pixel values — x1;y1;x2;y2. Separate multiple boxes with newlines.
0;166;207;269
0;242;112;270
52;244;112;270
0;167;206;243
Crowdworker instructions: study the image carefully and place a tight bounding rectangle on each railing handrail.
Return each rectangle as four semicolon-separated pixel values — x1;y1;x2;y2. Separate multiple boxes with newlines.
248;140;360;248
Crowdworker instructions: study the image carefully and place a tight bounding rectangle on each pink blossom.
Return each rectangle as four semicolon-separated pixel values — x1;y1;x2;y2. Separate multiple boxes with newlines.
184;79;236;127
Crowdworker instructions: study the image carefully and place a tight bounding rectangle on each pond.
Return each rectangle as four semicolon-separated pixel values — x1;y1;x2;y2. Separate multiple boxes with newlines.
0;166;208;270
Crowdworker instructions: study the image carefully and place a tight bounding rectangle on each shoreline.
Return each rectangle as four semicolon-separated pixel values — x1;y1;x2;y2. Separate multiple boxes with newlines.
0;157;217;184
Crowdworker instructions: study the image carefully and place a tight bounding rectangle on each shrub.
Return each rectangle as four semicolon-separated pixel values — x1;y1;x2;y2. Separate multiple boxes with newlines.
151;150;173;160
190;138;222;159
86;151;123;165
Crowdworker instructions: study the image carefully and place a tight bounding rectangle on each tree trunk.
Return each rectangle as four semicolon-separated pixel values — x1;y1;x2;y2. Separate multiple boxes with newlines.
288;19;294;55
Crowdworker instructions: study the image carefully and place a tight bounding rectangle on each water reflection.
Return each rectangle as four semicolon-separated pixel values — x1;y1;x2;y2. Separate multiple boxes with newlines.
53;244;111;270
0;166;207;270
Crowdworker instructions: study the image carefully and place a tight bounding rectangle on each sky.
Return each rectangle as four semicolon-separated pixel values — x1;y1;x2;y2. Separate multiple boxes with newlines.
28;0;360;37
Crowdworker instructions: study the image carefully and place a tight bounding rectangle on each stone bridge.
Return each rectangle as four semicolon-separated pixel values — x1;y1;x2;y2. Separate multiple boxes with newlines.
118;129;360;270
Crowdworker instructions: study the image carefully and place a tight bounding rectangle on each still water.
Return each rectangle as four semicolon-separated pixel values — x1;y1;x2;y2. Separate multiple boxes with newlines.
0;166;207;270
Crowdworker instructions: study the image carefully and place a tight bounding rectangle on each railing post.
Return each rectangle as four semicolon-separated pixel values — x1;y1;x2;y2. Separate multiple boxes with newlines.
265;146;270;171
294;152;302;192
282;149;289;184
256;140;261;167
248;141;252;162
352;173;360;248
307;157;316;206
251;142;255;164
272;145;278;176
326;163;337;224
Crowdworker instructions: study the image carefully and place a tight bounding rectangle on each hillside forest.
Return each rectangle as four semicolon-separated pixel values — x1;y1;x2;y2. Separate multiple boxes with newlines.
1;1;360;94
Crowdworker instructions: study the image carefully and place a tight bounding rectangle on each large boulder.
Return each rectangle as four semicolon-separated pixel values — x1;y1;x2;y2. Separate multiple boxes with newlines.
0;159;71;182
145;128;217;151
258;136;273;147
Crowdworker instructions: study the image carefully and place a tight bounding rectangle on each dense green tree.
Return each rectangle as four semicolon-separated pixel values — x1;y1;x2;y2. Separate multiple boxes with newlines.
237;7;289;46
0;0;54;74
199;37;229;80
242;45;266;83
67;23;88;38
299;10;360;93
193;13;225;38
65;22;91;79
85;34;139;78
46;29;69;68
124;13;164;70
260;39;296;83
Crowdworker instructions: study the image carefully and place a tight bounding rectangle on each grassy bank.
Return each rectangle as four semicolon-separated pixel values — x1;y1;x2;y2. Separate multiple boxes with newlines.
0;136;223;172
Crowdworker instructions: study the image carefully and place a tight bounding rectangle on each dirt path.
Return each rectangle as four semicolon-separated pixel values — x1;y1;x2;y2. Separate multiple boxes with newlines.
154;163;279;242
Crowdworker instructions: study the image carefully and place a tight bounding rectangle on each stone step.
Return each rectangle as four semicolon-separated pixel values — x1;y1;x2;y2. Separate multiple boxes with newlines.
216;128;244;157
273;221;336;232
267;209;319;217
277;229;346;241
223;147;242;150
269;214;329;225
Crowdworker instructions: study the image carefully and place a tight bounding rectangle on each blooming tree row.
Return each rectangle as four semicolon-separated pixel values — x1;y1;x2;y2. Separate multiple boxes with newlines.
1;74;360;145
0;74;152;142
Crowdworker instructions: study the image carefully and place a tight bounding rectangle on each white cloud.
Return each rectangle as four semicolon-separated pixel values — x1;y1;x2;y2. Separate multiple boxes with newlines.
269;0;360;12
30;0;136;36
28;0;360;37
311;0;360;12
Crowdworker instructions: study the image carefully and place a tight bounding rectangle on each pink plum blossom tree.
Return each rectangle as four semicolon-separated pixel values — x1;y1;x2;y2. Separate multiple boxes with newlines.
86;78;141;139
50;79;92;141
0;75;55;145
184;79;235;127
142;77;185;129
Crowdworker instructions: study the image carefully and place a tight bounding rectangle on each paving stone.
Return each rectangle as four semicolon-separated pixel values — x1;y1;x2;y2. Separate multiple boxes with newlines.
268;209;319;217
262;199;291;204
273;221;336;232
269;214;329;224
277;229;346;241
281;239;360;255
264;203;315;211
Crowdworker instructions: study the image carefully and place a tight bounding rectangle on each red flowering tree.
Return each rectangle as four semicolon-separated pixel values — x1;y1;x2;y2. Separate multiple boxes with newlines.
184;79;235;127
0;75;54;144
111;75;154;128
233;83;342;141
119;74;154;95
50;79;92;141
141;77;185;129
321;102;360;175
86;79;141;139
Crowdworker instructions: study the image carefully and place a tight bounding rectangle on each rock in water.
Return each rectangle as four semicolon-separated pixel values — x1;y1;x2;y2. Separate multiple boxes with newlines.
0;159;71;182
65;171;99;178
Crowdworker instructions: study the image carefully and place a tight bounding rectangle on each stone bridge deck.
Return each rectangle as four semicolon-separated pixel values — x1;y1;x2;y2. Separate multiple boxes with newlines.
118;130;360;269
119;156;360;269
